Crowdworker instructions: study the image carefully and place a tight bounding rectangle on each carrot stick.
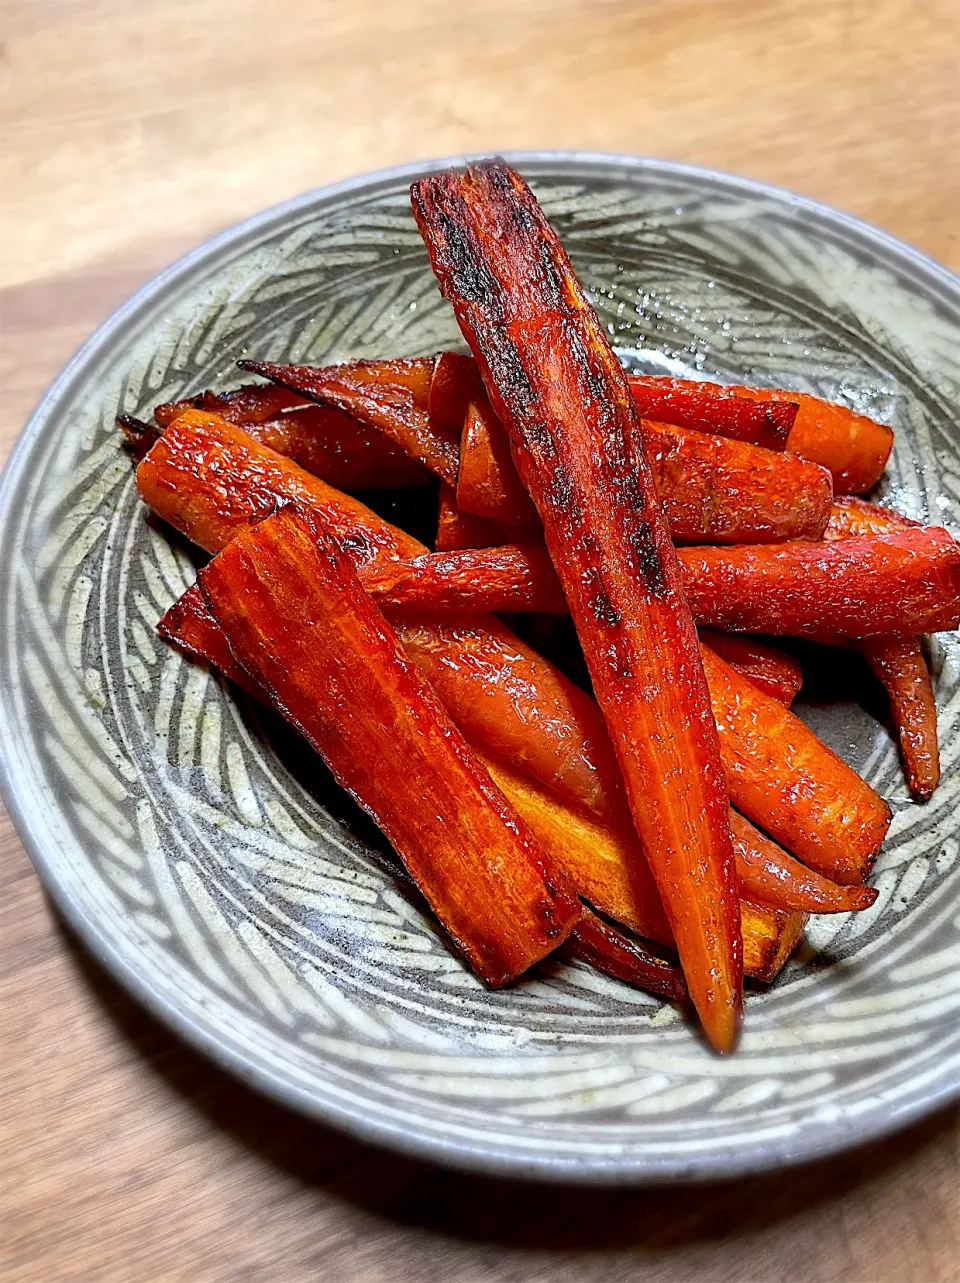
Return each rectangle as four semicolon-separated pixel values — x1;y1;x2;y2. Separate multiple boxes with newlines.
458;397;540;529
200;506;579;986
679;529;960;638
823;498;939;799
159;583;806;982
697;630;803;705
138;411;885;900
427;351;486;431
644;378;895;493
628;375;798;450
564;909;690;1005
412;161;741;1052
730;811;877;913
365;544;568;614
239;359;461;485
700;646;891;883
862;636;940;801
435;483;523;551
153;385;429;490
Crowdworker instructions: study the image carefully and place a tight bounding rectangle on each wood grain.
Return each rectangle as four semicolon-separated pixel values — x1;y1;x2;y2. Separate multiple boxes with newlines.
1;1;958;1279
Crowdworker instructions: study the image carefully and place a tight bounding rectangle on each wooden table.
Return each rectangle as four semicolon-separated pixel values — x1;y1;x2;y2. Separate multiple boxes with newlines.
2;2;958;1279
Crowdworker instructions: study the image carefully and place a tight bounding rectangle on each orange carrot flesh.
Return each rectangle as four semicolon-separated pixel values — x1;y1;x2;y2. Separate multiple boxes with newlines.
155;385;429;491
628;376;797;450
824;496;918;539
649;378;894;493
700;646;891;884
457;398;541;529
412;161;741;1052
565;909;690;1005
427;351;486;431
364;544;568;614
239;359;461;485
435;483;523;551
679;528;960;639
730;811;877;913
862;636;940;801
199;507;579;986
698;630;803;705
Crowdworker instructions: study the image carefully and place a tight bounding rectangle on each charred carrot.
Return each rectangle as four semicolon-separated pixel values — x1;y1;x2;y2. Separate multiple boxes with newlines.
697;630;803;705
435;483;523;551
643;378;894;493
154;385;428;491
427;351;486;431
458;397;540;529
700;646;891;883
138;412;882;897
564;909;690;1005
822;499;940;799
862;636;940;801
200;506;579;985
135;409;424;564
160;585;807;982
239;358;461;485
679;528;960;638
730;811;877;913
628;376;798;450
413;161;741;1052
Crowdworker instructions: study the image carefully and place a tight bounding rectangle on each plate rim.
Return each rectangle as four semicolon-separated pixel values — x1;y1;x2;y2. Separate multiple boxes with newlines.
1;150;958;1185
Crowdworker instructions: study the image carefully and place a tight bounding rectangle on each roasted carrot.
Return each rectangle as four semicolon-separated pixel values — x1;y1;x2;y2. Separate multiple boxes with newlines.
361;532;960;639
200;506;579;986
730;811;877;913
564;909;690;1005
645;378;894;493
153;385;428;490
427;351;486;431
701;646;891;884
160;584;807;981
138;411;885;900
457;397;540;529
862;636;941;801
239;358;461;485
822;499;940;799
698;630;803;705
679;528;960;639
435;483;522;551
413;161;741;1052
628;375;798;451
364;544;568;614
824;496;917;539
135;409;424;564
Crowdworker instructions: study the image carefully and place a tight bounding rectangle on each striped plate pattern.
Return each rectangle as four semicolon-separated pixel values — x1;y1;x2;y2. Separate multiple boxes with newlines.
0;155;957;1182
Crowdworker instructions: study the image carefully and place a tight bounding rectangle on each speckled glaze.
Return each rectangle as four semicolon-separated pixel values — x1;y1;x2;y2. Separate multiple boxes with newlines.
0;154;957;1183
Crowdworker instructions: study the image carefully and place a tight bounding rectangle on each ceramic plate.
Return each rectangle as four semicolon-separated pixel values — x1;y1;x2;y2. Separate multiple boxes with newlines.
1;154;957;1183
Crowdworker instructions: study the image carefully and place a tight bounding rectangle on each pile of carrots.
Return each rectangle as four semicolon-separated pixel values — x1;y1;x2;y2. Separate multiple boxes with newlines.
120;162;960;1053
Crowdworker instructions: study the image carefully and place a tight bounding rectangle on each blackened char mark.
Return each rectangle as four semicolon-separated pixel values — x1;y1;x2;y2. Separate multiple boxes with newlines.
411;175;504;322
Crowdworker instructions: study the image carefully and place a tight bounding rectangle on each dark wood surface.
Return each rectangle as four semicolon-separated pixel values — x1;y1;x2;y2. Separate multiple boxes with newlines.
2;2;958;1278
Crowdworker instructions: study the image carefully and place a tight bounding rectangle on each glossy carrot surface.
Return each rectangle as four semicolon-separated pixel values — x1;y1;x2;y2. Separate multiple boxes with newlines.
824;496;918;539
679;528;960;638
863;636;940;801
413;161;741;1052
730;811;878;913
239;358;461;484
628;376;797;450
427;351;486;431
154;385;428;490
200;507;579;986
160;584;806;982
701;646;891;884
649;378;894;493
435;483;522;551
457;397;540;529
698;630;803;705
